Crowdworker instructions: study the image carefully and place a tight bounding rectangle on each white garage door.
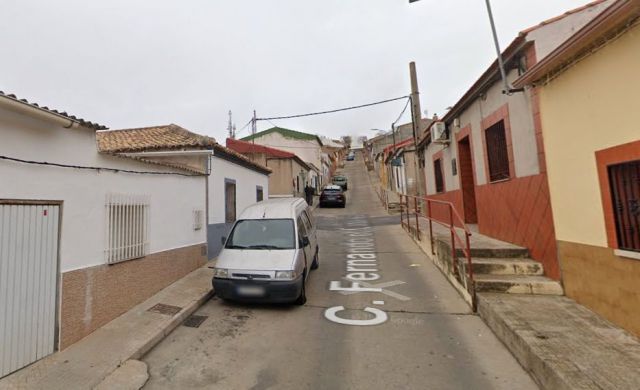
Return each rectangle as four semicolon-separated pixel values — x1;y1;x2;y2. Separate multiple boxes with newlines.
0;204;59;378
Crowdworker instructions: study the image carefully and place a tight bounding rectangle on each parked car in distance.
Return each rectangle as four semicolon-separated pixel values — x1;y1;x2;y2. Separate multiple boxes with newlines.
332;175;348;190
319;185;346;208
212;198;319;305
346;153;355;161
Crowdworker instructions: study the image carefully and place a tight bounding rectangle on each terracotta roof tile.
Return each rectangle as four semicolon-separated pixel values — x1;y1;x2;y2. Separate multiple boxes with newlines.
96;124;216;153
226;137;310;171
0;90;107;130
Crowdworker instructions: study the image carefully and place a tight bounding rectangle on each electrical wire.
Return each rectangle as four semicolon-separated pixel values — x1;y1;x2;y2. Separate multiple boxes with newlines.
392;97;412;126
256;95;410;121
0;155;205;177
234;118;254;136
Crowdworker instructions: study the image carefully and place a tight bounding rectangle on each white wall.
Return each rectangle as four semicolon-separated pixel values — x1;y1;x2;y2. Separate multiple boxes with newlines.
208;156;269;224
527;0;614;61
0;106;206;272
250;132;322;169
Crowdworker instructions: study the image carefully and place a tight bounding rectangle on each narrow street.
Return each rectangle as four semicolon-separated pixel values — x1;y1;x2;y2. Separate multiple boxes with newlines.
142;156;538;390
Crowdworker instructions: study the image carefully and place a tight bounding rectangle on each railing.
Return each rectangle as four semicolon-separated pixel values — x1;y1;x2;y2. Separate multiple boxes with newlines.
376;186;390;209
397;193;477;311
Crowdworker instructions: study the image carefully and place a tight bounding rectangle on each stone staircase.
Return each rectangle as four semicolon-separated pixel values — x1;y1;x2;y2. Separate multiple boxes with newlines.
456;245;563;296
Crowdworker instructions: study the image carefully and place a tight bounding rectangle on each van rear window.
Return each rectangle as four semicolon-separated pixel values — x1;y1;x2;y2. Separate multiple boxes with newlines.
225;219;295;250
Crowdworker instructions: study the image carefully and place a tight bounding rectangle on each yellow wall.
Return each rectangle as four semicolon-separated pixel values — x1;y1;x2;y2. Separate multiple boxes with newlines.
539;23;640;246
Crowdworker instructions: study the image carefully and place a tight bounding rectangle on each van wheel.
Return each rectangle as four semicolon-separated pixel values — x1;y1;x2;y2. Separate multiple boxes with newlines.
295;270;307;305
311;247;319;270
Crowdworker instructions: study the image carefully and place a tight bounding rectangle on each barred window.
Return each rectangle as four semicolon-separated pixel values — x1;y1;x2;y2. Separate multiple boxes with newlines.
105;194;149;264
485;120;511;182
434;158;444;193
609;160;640;252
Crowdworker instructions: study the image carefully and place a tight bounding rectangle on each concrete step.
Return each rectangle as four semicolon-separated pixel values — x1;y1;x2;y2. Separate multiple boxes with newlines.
455;246;529;259
462;258;544;276
474;274;564;295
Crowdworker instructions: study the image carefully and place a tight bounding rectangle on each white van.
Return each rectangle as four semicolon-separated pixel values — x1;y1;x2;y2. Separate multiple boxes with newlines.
212;198;319;305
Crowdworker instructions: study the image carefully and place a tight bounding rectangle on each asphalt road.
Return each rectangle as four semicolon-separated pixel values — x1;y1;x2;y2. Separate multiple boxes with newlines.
142;155;538;390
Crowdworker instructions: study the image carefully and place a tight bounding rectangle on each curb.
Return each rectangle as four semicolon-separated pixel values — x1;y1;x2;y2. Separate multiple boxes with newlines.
130;288;214;361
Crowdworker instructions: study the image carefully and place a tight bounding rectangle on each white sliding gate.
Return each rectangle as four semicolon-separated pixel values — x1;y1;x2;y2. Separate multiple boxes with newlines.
0;204;59;378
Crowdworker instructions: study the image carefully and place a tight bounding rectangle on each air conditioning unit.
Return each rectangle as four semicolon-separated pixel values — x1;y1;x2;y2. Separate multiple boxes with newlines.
432;122;449;144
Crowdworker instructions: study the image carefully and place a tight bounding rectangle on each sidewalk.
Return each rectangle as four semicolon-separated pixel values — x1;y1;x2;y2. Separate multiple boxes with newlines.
478;293;640;390
385;194;640;389
0;264;214;390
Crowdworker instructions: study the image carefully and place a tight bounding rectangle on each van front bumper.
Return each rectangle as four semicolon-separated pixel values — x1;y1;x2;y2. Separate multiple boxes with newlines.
212;277;303;303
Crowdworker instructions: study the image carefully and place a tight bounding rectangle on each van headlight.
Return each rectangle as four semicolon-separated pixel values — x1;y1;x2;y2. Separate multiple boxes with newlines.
275;270;296;280
213;268;229;278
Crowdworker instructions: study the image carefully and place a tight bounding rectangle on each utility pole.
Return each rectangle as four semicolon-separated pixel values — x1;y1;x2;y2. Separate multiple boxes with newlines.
409;62;425;197
227;110;235;139
251;110;257;136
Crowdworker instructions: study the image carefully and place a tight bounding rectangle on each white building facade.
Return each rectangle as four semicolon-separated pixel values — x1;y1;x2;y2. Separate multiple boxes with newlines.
0;94;207;377
207;146;270;257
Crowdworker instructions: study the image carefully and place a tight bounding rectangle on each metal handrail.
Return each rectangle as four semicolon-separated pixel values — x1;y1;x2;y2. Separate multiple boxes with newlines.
397;193;477;312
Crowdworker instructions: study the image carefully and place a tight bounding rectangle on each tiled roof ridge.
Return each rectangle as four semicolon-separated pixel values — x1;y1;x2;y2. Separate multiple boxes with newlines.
96;124;216;153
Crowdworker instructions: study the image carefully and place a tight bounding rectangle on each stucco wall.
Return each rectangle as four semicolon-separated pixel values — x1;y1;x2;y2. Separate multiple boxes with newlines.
424;143;458;195
208;155;269;224
460;70;540;185
267;158;294;196
251;132;322;169
527;0;614;61
0;107;206;272
206;155;269;258
539;22;640;246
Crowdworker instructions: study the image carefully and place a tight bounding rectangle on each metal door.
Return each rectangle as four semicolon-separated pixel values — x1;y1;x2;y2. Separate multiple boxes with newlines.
0;204;59;378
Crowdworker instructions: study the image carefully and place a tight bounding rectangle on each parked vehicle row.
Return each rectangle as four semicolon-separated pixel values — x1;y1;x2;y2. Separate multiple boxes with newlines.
319;185;346;208
332;175;348;190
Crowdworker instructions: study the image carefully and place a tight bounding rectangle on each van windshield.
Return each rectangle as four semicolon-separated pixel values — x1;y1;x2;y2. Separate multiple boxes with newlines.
225;219;295;250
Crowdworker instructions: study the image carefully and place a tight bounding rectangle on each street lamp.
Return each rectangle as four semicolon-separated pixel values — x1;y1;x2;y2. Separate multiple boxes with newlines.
409;0;521;94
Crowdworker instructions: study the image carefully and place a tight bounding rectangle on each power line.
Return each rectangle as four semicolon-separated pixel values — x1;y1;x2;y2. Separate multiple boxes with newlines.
392;97;411;126
234;117;254;136
0;155;204;177
256;95;410;121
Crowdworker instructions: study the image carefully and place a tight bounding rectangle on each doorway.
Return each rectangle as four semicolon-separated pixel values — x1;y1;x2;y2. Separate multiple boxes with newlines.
457;137;478;224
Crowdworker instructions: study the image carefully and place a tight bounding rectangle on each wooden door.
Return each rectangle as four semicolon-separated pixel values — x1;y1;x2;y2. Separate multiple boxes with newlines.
458;137;478;223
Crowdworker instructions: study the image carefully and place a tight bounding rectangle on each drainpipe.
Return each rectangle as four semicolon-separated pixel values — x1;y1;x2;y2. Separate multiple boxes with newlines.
205;151;213;260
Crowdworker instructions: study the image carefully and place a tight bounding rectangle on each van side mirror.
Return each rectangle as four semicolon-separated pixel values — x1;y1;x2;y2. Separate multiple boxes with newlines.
221;236;227;245
301;236;310;247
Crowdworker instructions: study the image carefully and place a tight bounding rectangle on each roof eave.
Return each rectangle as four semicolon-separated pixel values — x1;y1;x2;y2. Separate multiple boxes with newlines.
442;36;530;124
515;0;640;88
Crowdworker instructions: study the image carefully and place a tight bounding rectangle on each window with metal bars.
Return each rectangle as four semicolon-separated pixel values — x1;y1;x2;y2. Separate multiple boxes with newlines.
434;158;444;193
105;194;149;264
609;160;640;252
485;120;511;182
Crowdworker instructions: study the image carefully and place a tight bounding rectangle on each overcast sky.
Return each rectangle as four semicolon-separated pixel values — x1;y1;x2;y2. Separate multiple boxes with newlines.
1;0;592;142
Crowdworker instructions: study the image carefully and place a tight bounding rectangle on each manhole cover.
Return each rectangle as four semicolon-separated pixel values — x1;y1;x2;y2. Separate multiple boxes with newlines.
183;315;208;328
147;303;182;316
